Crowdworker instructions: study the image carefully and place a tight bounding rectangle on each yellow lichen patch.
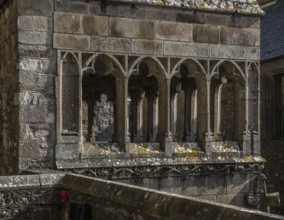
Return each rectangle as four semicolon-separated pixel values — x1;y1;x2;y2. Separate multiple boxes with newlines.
186;155;199;162
131;143;162;155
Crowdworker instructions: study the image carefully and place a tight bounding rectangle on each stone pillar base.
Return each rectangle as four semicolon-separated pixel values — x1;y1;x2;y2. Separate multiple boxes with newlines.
238;131;251;155
202;132;214;155
161;132;173;157
253;133;260;155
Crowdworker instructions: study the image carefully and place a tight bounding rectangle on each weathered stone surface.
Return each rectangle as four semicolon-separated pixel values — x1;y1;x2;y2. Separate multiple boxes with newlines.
19;71;54;94
56;144;81;160
132;39;163;55
182;176;205;196
176;11;205;24
17;0;53;16
54;13;82;34
220;27;260;47
19;31;51;45
210;44;260;60
217;194;247;207
68;2;89;14
0;175;40;189
20;105;49;123
205;14;229;26
156;21;192;42
90;36;132;53
231;16;260;29
19;45;54;58
55;0;89;14
0;1;266;214
109;17;154;39
53;33;90;50
146;9;176;21
226;174;251;194
18;16;49;31
82;15;108;36
117;5;144;18
89;2;118;16
63;174;283;220
193;24;219;44
19;91;54;106
19;58;54;73
164;41;209;57
204;175;227;195
198;195;217;202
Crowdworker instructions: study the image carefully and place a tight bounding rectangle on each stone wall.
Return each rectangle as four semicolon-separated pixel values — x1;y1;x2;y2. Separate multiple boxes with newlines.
53;0;260;59
0;0;19;175
0;173;282;220
0;0;262;171
261;58;284;215
0;173;63;220
117;173;257;208
53;0;261;161
17;0;56;170
61;174;284;220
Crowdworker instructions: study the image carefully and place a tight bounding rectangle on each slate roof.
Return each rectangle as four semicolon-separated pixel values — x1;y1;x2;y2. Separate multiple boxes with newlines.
261;0;284;61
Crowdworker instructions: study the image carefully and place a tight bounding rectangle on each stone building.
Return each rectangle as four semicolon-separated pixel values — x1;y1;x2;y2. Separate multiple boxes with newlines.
0;0;276;213
261;0;284;214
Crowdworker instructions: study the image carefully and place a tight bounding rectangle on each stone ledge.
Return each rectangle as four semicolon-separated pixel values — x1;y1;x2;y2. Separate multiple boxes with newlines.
0;173;64;190
57;157;266;179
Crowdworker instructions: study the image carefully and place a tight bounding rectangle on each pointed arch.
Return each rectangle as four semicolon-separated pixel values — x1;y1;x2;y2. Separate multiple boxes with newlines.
83;53;126;80
209;60;246;142
60;52;80;133
129;55;168;79
170;58;207;79
61;51;80;67
210;60;245;83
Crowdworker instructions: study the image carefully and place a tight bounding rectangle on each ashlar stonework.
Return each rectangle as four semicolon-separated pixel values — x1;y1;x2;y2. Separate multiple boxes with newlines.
0;0;278;213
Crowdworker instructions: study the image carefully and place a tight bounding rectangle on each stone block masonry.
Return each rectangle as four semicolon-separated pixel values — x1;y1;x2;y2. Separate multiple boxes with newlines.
16;0;57;171
0;0;269;214
52;10;260;60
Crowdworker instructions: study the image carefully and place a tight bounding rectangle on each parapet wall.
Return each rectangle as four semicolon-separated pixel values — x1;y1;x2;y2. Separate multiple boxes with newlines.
62;173;283;220
0;172;283;220
0;173;63;220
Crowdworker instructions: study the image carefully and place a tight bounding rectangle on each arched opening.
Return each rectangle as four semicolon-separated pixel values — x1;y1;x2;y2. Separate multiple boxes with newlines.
61;53;79;133
170;60;205;143
128;61;159;143
210;62;245;143
82;57;117;143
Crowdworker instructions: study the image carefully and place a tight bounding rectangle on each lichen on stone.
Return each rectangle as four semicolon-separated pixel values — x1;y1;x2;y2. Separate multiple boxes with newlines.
130;0;264;15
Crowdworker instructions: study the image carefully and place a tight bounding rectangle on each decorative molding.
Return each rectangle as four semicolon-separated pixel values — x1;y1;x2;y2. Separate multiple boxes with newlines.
64;162;265;179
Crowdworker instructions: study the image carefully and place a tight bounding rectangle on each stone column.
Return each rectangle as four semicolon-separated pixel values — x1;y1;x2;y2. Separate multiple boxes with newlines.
170;93;177;141
183;90;190;142
203;80;213;154
189;90;197;141
116;77;130;152
89;100;95;142
214;83;223;139
159;78;173;156
147;94;152;142
131;90;144;142
152;95;158;142
240;64;253;155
